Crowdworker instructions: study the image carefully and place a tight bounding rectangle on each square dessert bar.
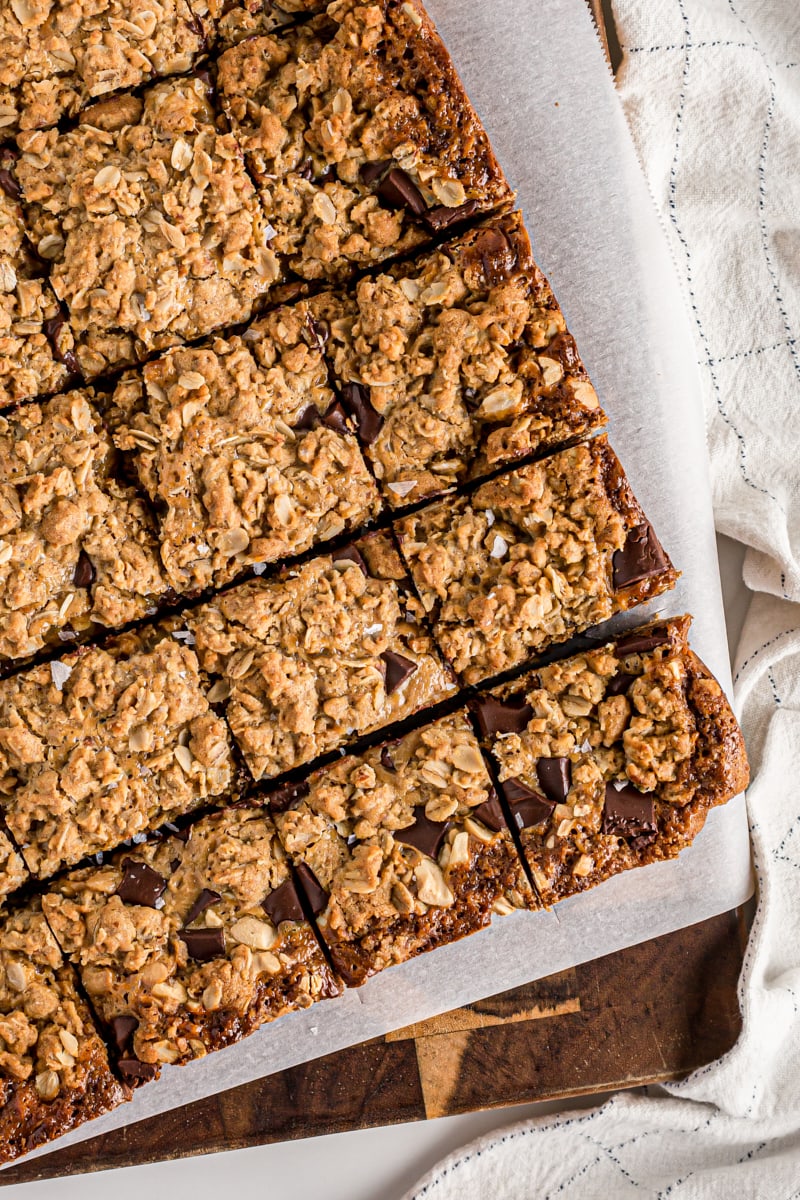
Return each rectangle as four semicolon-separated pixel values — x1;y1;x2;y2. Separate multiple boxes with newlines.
110;303;380;592
43;805;342;1081
0;901;127;1164
312;211;605;507
0;389;167;664
474;616;749;907
189;532;456;780
0;622;237;878
0;149;76;408
271;710;535;986
215;0;512;283
15;75;278;378
395;436;679;685
0;0;209;136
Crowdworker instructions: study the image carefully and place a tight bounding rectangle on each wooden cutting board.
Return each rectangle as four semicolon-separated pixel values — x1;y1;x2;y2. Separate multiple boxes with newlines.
0;6;748;1183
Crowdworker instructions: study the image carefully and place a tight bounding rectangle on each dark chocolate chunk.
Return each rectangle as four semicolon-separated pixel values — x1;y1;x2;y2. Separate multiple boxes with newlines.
295;863;328;915
612;522;670;590
395;811;450;858
262;876;304;925
614;629;671;656
115;859;167;908
322;399;350;435
118;1058;158;1082
332;544;368;576
293;404;321;431
380;746;396;772
314;164;337;186
42;311;80;374
468;227;518;288
304;312;329;352
606;672;637;697
341;382;383;445
110;1016;137;1054
376;167;426;216
72;550;95;589
297;157;314;181
0;166;21;201
473;695;533;737
423;199;478;233
360;159;390;185
184;888;221;928
472;788;505;833
381;650;417;695
602;783;657;845
269;780;310;814
463;387;480;412
501;778;554;830
180;926;225;961
536;757;572;805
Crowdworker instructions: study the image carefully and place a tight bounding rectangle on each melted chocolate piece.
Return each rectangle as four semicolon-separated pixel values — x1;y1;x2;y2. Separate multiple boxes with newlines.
381;650;417;695
473;695;533;737
602;783;657;845
295;863;328;915
110;1016;137;1054
115;859;167;907
118;1058;158;1082
269;780;310;814
297;158;314;181
360;159;390;185
472;788;505;833
332;544;368;576
605;672;637;697
380;745;397;772
423;199;478;232
395;811;450;858
42;311;80;374
0;166;21;200
612;522;670;590
501;778;554;831
322;399;350;435
293;404;321;431
304;312;329;352
341;382;383;445
262;876;304;924
184;888;221;927
180;927;225;961
614;629;671;656
536;757;572;805
72;550;95;589
468;226;518;288
376;167;426;216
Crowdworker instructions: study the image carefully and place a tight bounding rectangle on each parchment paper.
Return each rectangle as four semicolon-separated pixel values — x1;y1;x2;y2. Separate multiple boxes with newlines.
14;0;753;1163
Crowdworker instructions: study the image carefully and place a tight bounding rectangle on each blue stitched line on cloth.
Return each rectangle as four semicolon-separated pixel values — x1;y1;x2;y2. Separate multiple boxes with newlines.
733;626;800;683
704;339;796;367
627;40;798;69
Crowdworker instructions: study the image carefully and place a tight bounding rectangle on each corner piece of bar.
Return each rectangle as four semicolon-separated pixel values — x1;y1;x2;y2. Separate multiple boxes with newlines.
42;807;342;1079
311;210;606;506
270;710;536;986
395;436;679;684
479;614;749;906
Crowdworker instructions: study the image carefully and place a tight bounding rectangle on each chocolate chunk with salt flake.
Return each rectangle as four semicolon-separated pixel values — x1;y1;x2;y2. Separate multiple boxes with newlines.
110;1015;137;1053
180;927;225;961
396;811;451;858
184;888;221;928
321;399;350;435
332;544;368;576
381;650;417;695
269;780;310;814
473;695;533;737
606;672;636;697
501;778;554;830
602;783;657;840
295;863;328;915
262;876;305;925
72;550;95;589
614;629;671;656
612;522;670;589
376;167;427;216
472;788;505;833
115;859;167;907
423;199;478;232
536;757;572;805
118;1058;158;1082
341;382;383;446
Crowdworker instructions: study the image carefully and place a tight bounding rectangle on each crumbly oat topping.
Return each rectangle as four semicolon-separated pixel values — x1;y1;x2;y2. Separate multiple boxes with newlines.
0;901;126;1162
0;832;28;903
0;625;235;877
16;75;278;378
0;389;167;663
43;806;341;1072
110;303;380;591
204;0;324;47
273;710;534;984
395;438;678;684
0;0;207;136
190;533;456;780
313;212;604;505
481;616;749;905
216;0;511;282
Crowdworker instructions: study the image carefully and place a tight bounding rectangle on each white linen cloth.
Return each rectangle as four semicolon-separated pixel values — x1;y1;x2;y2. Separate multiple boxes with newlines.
402;1;800;1195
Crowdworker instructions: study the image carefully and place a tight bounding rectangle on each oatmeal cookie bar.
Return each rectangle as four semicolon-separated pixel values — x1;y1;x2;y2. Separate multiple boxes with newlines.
190;532;456;780
0;0;208;136
0;623;236;878
395;437;679;685
0;900;127;1164
0;149;75;408
0;389;167;664
43;805;342;1081
311;212;605;506
215;0;512;284
271;710;535;986
15;76;278;378
110;303;380;592
474;615;749;907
